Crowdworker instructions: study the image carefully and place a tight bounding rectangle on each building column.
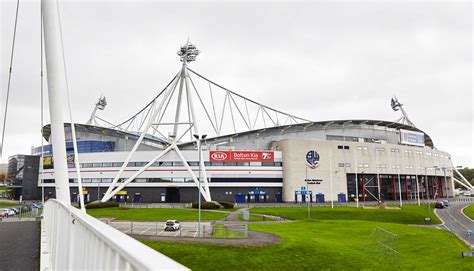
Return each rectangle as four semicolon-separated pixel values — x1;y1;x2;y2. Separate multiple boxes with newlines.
392;175;396;200
362;175;366;202
405;176;409;200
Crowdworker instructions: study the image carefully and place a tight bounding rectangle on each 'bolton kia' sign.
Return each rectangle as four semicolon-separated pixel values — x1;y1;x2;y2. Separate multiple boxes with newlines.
209;151;274;162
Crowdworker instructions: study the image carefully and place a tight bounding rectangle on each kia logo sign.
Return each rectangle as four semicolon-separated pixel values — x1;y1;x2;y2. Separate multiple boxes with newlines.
211;152;228;161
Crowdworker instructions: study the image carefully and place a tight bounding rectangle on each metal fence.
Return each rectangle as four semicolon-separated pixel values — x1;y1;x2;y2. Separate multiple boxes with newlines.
42;199;188;270
117;221;248;239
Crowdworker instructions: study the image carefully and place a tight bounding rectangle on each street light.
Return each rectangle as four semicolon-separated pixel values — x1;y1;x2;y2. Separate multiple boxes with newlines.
193;134;207;238
434;166;449;200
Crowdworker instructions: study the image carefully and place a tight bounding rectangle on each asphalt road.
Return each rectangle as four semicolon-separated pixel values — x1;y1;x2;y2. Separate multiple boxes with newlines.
435;202;474;248
0;221;40;271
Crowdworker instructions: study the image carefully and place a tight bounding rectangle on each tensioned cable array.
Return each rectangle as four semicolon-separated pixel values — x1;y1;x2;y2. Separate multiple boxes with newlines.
1;0;20;158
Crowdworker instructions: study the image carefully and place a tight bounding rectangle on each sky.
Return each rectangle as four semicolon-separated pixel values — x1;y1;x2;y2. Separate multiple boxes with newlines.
0;0;472;166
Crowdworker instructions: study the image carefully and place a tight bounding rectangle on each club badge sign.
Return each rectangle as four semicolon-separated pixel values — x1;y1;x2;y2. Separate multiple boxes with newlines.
305;150;320;169
209;151;274;162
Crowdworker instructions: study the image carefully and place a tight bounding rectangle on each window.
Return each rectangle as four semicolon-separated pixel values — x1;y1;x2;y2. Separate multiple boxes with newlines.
337;145;350;150
392;165;401;169
376;164;386;168
358;164;369;168
375;147;385;152
357;146;368;151
127;162;136;167
338;163;345;167
344;146;350;150
416;151;423;155
92;163;102;168
187;162;199;166
434;153;439;157
274;162;282;167
113;162;123;167
172;161;184;167
82;163;93;168
426;152;432;156
102;162;113;167
391;148;400;153
261;162;274;166
345;163;351;167
406;165;414;169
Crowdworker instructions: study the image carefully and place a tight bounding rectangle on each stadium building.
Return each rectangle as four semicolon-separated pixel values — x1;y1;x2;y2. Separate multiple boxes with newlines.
10;42;469;204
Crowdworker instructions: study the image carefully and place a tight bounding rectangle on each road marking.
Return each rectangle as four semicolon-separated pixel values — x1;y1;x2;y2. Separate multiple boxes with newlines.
158;230;164;236
139;227;151;235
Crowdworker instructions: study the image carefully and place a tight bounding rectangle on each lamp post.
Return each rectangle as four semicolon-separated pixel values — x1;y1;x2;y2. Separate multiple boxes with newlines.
193;134;207;238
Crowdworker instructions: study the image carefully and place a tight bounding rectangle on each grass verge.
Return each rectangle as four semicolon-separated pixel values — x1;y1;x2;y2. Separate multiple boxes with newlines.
250;204;439;224
86;207;230;221
463;204;474;220
143;220;472;270
0;202;18;208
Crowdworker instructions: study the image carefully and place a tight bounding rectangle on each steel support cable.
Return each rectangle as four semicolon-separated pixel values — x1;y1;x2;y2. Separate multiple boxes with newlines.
187;67;311;123
1;0;20;157
228;93;251;130
112;72;179;128
40;3;45;203
56;1;85;212
186;72;218;133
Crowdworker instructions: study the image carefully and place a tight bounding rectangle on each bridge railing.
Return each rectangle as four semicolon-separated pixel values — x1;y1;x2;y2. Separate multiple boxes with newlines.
41;199;188;271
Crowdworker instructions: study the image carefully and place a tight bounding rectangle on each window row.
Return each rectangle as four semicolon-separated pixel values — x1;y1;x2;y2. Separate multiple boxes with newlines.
75;161;283;168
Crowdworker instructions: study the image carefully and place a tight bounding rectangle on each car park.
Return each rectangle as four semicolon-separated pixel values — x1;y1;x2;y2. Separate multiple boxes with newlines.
434;201;445;209
164;220;181;231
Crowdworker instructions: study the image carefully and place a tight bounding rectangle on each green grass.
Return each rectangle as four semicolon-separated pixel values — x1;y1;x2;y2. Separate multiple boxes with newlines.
0;202;18;208
143;220;473;270
212;224;246;239
86;207;230;221
250;204;440;224
463;205;474;220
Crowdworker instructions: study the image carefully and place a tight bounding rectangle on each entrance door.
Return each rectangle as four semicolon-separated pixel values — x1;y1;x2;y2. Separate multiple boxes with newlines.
166;187;180;202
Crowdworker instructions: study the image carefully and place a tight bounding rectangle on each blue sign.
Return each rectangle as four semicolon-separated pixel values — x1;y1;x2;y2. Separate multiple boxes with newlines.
306;150;320;169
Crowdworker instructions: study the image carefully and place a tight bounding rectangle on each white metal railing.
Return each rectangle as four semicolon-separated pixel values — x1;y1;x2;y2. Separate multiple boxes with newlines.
41;199;188;271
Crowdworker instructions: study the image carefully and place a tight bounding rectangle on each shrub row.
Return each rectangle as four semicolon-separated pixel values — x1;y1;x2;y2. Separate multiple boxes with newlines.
85;201;119;209
190;201;235;209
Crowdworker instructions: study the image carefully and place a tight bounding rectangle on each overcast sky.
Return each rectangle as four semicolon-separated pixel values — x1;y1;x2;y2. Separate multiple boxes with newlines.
1;0;472;166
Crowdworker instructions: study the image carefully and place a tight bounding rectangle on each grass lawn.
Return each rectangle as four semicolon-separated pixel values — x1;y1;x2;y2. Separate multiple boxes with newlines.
86;207;230;221
212;224;246;239
250;204;440;224
463;204;474;220
0;202;18;208
143;220;473;270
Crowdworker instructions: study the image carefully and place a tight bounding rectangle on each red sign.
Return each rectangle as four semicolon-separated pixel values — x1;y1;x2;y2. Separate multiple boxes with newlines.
209;151;274;162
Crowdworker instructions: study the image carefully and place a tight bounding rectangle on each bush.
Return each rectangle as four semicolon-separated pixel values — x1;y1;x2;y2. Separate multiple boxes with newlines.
217;201;234;209
191;201;221;209
85;201;119;209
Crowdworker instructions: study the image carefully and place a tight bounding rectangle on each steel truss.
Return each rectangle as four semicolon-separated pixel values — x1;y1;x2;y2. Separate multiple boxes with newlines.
98;41;310;202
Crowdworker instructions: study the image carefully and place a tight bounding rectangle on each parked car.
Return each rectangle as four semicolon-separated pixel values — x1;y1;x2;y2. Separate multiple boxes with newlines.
164;220;181;231
1;208;15;217
434;201;445;209
32;202;44;209
442;200;449;207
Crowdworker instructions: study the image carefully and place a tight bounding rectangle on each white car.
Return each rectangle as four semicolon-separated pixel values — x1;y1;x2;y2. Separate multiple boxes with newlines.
1;209;15;217
164;220;181;231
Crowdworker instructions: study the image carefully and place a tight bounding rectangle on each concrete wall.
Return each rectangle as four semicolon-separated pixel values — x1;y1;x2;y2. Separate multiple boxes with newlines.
275;139;454;202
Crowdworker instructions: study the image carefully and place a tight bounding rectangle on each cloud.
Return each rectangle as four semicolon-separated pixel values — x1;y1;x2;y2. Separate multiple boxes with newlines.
0;1;472;166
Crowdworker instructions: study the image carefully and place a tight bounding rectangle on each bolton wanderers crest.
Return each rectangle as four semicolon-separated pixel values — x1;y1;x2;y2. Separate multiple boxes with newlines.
305;150;320;169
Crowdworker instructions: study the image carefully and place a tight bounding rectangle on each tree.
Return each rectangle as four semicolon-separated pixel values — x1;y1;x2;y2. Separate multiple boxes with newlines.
0;172;5;184
458;167;474;186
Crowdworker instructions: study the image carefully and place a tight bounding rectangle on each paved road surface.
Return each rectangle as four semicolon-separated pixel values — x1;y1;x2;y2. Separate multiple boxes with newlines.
435;202;474;248
0;221;40;271
109;221;214;238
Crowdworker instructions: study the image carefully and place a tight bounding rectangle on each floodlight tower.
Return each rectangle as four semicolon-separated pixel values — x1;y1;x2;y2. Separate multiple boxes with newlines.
86;95;107;125
173;40;201;139
391;96;416;127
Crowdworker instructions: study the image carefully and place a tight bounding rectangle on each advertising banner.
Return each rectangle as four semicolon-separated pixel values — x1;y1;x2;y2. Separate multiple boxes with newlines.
399;129;425;146
209;151;274;162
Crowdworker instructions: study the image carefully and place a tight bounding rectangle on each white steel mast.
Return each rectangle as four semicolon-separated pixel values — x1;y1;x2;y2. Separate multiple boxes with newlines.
41;0;71;204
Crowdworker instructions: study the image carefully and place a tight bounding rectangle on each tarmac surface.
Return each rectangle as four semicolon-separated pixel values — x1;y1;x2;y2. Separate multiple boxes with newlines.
435;201;474;248
109;220;214;238
0;221;40;271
